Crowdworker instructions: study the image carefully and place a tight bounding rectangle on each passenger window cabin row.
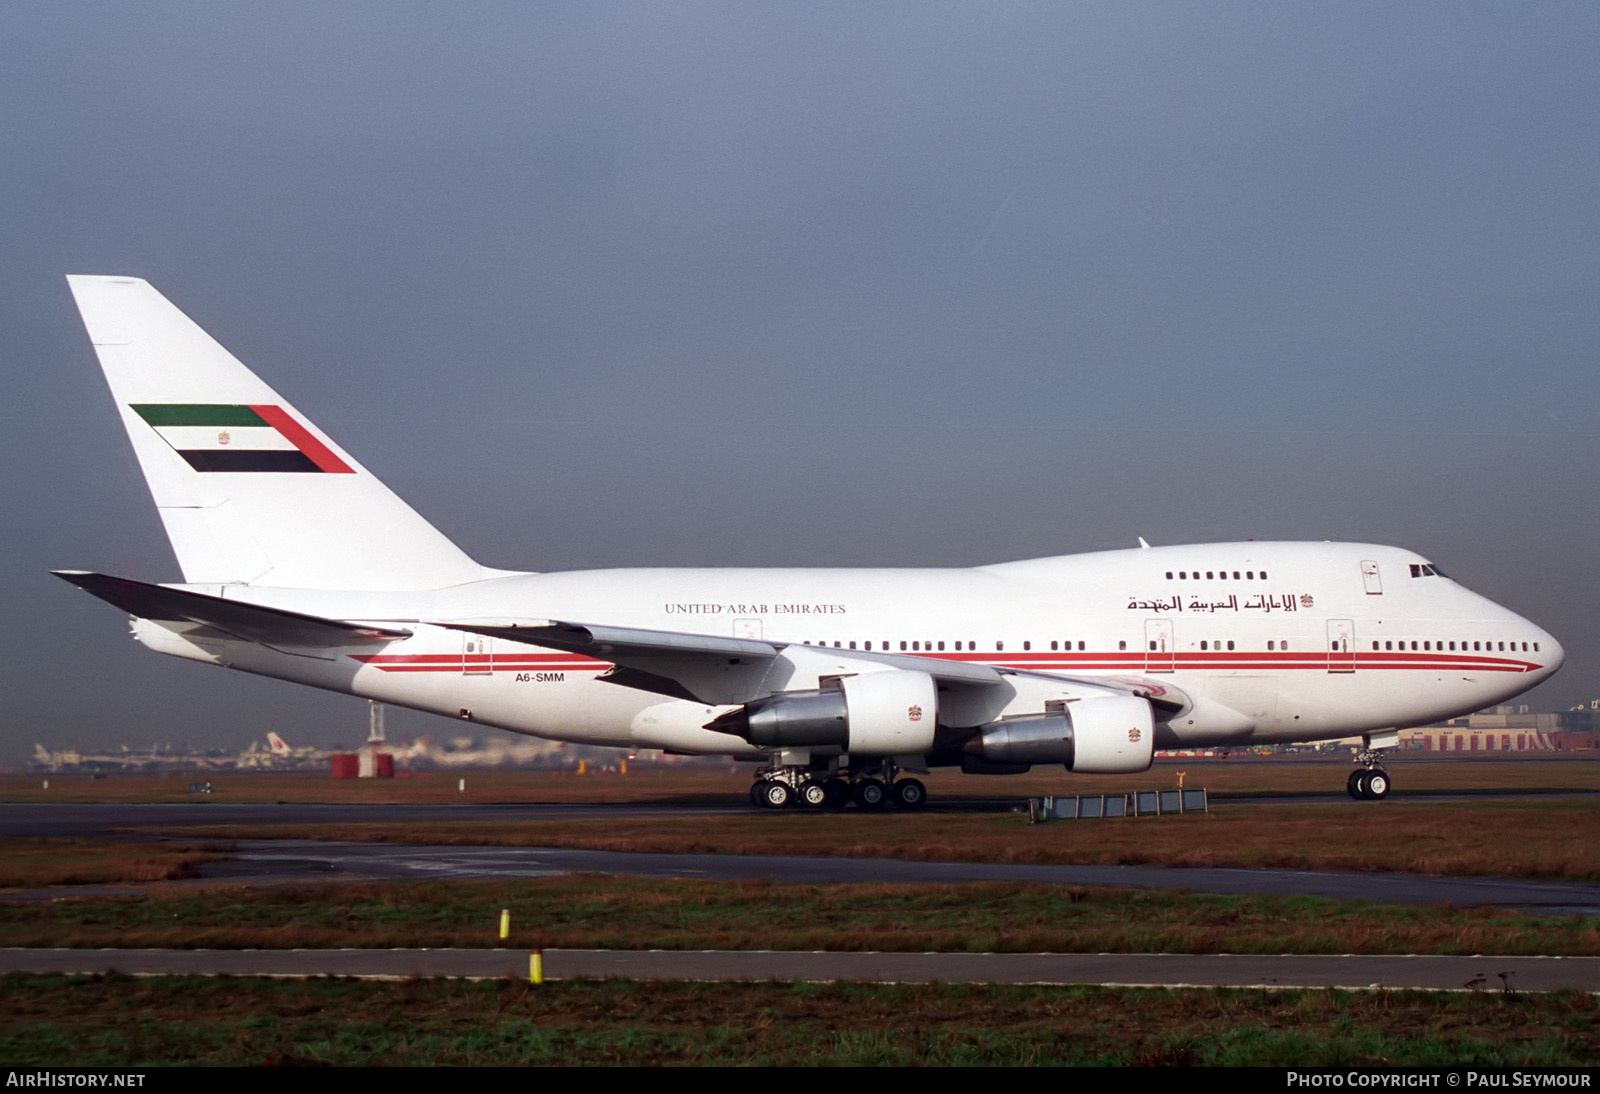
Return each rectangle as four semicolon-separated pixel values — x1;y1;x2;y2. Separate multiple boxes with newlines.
797;637;1540;654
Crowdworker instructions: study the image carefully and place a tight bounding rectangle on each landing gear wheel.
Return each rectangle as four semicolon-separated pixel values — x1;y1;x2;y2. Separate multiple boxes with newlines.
797;780;829;808
891;778;927;810
853;778;887;810
1347;770;1366;800
751;781;769;805
823;779;852;809
1348;769;1391;800
758;780;793;809
1364;769;1390;800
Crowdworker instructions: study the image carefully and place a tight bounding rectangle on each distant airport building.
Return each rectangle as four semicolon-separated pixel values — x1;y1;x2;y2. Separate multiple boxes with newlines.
1399;703;1600;752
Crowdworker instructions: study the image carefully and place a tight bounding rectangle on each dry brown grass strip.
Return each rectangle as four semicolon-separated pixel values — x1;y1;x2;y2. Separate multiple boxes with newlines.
0;839;220;889
157;799;1600;881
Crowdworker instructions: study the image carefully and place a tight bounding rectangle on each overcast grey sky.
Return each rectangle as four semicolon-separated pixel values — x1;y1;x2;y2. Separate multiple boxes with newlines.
4;3;1596;757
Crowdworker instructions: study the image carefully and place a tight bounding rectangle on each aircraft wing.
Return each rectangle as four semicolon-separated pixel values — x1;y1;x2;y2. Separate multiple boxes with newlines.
55;571;413;647
438;619;1006;705
441;619;1192;725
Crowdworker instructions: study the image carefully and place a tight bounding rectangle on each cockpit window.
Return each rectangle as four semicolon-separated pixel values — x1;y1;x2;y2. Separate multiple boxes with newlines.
1409;563;1446;578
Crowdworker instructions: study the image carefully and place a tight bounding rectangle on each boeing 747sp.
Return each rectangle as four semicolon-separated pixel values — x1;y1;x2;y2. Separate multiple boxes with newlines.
58;277;1563;808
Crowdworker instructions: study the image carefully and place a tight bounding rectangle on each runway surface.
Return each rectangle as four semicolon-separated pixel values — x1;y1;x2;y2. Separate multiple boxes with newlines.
4;947;1595;992
3;802;1598;915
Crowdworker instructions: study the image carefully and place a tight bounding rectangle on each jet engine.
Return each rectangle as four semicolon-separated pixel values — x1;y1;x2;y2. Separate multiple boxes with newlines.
964;693;1154;774
706;669;938;755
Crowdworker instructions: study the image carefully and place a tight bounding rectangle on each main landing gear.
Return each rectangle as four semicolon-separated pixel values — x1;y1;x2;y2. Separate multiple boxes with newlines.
1347;767;1390;800
1347;740;1393;801
750;758;927;811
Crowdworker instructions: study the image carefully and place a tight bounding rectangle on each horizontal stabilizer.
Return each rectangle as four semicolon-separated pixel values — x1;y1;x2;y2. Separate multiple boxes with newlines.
55;571;412;647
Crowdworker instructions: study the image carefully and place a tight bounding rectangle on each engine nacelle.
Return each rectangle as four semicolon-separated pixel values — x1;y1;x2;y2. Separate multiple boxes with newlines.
966;693;1154;774
706;669;938;755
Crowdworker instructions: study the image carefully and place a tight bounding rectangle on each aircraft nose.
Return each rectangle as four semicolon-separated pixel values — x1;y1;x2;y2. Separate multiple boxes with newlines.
1542;631;1566;677
1518;615;1565;680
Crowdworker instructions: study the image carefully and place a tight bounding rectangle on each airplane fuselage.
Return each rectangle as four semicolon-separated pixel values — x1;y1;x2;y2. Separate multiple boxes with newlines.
134;541;1562;759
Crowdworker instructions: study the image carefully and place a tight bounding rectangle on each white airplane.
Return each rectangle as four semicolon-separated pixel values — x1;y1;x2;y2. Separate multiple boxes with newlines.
57;276;1564;808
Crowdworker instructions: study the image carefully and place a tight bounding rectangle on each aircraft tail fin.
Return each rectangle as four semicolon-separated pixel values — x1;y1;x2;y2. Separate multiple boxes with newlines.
66;276;489;590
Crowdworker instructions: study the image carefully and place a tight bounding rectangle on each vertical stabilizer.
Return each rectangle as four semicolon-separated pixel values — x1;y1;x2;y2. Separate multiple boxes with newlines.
67;276;489;591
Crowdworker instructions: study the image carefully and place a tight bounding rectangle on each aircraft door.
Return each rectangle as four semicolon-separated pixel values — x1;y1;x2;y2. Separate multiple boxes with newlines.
1361;560;1383;594
1144;619;1176;673
1326;619;1355;673
462;634;493;675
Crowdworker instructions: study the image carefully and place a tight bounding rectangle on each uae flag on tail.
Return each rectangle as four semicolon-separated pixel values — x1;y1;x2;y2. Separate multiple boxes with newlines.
130;404;354;474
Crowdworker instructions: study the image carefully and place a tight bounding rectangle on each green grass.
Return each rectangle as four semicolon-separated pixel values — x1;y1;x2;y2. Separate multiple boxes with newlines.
3;975;1596;1066
4;876;1598;955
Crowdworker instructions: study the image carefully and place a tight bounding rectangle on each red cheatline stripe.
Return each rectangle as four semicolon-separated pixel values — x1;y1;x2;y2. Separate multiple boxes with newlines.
371;665;608;673
249;404;354;474
352;652;610;673
361;664;607;673
355;658;1528;674
354;653;609;665
353;650;1539;674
